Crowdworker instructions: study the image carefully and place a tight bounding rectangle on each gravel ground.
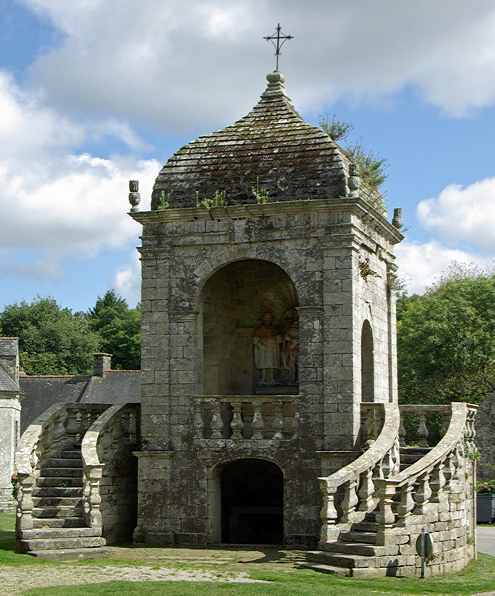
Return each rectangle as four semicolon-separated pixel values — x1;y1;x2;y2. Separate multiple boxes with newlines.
0;564;265;595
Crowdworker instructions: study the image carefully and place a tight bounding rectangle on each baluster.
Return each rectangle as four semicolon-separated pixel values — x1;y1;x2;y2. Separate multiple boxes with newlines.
375;480;397;546
417;411;429;447
230;402;244;439
17;474;35;531
397;483;415;526
319;484;339;543
112;416;123;445
398;414;406;447
391;437;401;475
341;478;359;522
272;402;285;439
439;410;449;438
292;409;299;438
443;451;455;490
430;461;445;502
452;443;462;479
413;471;432;514
210;401;223;439
359;405;370;446
358;468;375;512
193;401;204;438
66;407;79;442
252;402;264;440
128;408;137;443
84;465;103;529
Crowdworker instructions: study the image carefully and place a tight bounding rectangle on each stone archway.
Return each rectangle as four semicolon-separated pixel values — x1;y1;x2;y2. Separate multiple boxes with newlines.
361;320;374;402
200;259;299;395
220;459;284;544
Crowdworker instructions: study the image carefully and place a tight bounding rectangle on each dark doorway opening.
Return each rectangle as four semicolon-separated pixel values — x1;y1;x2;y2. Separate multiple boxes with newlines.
221;459;283;544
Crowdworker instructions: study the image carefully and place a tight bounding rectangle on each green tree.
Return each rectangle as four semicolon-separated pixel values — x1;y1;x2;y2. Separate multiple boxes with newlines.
397;274;495;405
88;290;141;370
0;296;99;375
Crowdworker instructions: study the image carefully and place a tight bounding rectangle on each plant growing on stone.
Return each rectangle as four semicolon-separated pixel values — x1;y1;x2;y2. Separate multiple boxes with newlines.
195;190;227;209
252;177;269;204
320;115;388;192
158;190;170;210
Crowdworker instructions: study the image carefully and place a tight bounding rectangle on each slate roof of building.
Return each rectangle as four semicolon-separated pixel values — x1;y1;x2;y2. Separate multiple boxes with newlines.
19;370;140;432
0;363;21;394
151;71;366;209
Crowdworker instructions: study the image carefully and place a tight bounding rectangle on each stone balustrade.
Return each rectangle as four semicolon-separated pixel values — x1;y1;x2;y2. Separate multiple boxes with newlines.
375;402;477;546
15;403;109;532
398;404;451;448
81;403;140;543
193;395;298;440
319;403;400;544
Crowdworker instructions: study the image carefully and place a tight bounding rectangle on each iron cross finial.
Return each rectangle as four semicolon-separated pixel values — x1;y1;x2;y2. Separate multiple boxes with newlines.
264;23;293;71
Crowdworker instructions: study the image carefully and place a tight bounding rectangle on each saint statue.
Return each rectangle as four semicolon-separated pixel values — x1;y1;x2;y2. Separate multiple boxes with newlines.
253;310;282;386
283;311;299;385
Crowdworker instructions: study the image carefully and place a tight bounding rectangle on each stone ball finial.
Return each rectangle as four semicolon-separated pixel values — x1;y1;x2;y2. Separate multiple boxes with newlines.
266;71;285;84
129;180;141;213
392;207;403;229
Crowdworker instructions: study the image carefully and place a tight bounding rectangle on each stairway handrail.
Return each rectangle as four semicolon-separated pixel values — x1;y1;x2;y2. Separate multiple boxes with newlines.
16;402;68;476
319;403;400;490
384;402;477;487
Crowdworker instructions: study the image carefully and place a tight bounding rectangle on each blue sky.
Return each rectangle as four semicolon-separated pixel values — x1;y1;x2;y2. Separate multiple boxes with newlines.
1;0;494;313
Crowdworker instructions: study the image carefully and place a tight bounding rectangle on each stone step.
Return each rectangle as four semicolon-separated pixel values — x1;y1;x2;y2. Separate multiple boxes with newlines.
33;487;83;498
22;527;101;540
60;450;83;460
298;562;350;576
323;541;382;557
37;477;83;487
32;517;86;529
33;496;82;508
351;521;378;533
39;467;83;478
26;547;109;561
340;529;377;544
306;550;374;569
32;505;83;518
45;458;83;468
21;536;106;552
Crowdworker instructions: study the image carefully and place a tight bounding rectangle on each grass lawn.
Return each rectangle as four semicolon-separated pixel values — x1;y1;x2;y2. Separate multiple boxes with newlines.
1;514;493;596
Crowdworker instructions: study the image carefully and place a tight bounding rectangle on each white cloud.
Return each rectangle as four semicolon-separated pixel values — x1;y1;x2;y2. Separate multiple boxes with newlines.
113;251;141;306
395;240;493;295
417;178;495;252
18;0;495;130
0;69;159;277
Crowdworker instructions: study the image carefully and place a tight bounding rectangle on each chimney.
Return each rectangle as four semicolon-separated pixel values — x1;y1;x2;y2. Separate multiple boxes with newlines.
0;337;20;384
93;353;112;376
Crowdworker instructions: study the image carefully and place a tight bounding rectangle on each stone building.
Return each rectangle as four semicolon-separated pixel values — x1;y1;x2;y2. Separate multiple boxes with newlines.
14;70;478;576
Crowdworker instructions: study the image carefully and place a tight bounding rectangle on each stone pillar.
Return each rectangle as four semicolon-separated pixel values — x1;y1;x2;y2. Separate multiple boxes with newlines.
321;240;360;450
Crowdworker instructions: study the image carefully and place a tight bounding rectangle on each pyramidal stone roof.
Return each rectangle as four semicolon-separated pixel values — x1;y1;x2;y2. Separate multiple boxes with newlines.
151;71;363;210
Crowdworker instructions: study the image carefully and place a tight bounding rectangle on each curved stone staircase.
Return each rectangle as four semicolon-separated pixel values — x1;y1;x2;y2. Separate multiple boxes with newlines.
19;440;106;559
303;402;478;577
16;402;139;560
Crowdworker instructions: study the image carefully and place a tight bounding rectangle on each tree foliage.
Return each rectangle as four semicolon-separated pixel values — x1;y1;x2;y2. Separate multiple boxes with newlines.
0;297;99;375
397;273;495;405
88;290;141;370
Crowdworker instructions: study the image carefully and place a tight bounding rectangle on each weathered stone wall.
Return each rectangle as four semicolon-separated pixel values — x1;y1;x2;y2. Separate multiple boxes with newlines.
475;391;495;480
0;397;21;511
133;198;401;546
98;442;138;544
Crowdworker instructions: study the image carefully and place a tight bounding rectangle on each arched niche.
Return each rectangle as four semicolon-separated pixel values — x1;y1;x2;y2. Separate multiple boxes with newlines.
200;259;299;395
219;458;284;544
361;320;375;402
